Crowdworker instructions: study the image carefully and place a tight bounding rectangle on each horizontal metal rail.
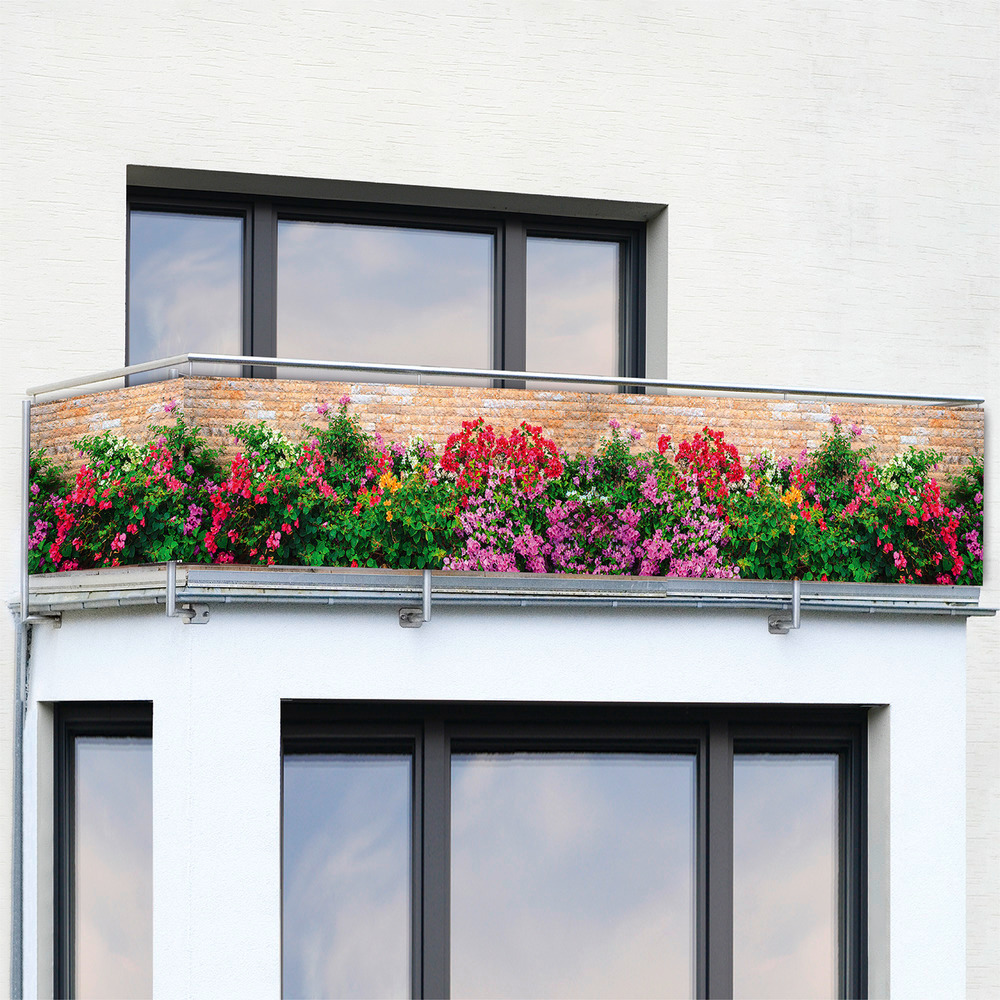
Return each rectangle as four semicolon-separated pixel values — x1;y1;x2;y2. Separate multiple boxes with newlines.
21;565;994;618
27;353;985;407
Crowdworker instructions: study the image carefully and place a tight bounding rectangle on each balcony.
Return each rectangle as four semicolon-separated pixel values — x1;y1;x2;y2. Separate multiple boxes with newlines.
19;354;989;628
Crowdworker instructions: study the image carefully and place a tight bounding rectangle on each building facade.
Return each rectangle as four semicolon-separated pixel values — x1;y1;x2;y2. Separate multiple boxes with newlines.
2;2;997;997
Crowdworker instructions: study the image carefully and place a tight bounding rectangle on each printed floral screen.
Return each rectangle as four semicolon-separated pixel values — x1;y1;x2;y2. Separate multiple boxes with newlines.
29;398;983;585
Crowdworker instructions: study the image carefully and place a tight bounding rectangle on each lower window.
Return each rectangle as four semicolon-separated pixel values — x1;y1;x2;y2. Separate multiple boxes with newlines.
55;703;153;1000
282;704;865;999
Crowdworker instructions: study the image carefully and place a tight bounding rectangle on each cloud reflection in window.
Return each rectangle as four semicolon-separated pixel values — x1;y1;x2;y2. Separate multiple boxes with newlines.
128;211;243;378
74;737;152;1000
277;222;493;383
282;754;411;999
526;237;620;390
733;754;839;1000
450;753;695;999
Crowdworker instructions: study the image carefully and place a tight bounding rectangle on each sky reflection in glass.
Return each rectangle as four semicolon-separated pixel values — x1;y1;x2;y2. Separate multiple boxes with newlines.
733;754;839;999
277;222;493;382
451;752;695;999
283;754;411;999
128;211;243;378
526;237;619;390
74;737;152;1000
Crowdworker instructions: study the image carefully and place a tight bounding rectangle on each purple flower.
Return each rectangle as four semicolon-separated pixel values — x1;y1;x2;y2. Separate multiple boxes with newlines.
851;424;862;438
339;395;351;406
164;400;177;414
608;418;621;431
830;414;842;426
629;428;642;442
317;402;330;416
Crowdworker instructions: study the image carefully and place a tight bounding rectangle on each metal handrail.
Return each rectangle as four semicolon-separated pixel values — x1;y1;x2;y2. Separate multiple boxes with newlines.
26;353;985;406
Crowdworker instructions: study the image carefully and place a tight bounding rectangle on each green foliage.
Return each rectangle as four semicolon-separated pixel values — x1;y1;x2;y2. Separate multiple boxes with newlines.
30;448;67;496
27;406;985;586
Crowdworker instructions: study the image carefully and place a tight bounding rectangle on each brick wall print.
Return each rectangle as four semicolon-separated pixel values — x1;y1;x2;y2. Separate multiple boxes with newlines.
28;377;985;585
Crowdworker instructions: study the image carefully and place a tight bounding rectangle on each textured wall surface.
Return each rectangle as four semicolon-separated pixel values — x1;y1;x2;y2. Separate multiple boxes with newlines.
32;377;985;487
2;0;997;994
22;605;969;998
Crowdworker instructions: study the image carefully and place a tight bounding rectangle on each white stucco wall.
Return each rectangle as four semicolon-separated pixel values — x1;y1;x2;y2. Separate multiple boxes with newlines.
20;603;967;998
1;0;996;993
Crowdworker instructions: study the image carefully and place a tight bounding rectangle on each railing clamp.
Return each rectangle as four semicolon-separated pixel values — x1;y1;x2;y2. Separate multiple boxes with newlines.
768;579;801;634
166;561;210;624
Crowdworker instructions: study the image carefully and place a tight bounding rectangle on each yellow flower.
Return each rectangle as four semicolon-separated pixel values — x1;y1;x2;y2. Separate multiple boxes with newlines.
378;471;401;493
781;485;803;508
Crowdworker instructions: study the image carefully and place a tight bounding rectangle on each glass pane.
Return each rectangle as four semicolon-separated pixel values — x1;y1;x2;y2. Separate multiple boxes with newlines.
74;736;152;1000
526;237;620;390
733;754;839;999
128;211;243;379
451;752;695;999
283;754;411;999
277;222;493;383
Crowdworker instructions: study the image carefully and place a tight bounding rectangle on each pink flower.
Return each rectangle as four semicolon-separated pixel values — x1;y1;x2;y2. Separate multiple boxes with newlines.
339;395;351;406
851;424;862;438
830;414;842;426
317;401;330;416
164;400;177;414
608;418;621;431
629;428;642;442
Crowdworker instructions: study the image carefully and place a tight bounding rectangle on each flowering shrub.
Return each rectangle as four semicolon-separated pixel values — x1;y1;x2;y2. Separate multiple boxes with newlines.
441;418;563;493
28;407;984;585
33;417;221;572
728;417;980;583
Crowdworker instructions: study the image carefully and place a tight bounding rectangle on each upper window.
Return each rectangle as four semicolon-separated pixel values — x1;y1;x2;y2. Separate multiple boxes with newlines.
127;192;645;387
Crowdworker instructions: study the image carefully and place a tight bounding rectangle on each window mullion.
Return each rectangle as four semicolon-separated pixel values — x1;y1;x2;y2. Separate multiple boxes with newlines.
706;719;734;999
250;199;277;377
501;218;526;388
421;719;450;998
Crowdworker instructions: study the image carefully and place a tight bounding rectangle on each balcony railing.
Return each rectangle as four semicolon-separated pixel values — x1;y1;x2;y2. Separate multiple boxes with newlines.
19;355;989;630
26;352;987;405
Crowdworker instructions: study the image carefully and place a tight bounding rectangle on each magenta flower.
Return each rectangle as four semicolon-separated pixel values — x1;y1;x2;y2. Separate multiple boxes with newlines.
629;428;642;442
830;414;842;426
164;400;177;414
339;394;351;406
608;418;621;431
851;424;862;438
317;402;330;416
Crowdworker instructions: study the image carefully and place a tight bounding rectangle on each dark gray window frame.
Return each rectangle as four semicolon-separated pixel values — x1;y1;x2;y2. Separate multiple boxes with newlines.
53;701;153;1000
282;702;866;999
126;189;646;387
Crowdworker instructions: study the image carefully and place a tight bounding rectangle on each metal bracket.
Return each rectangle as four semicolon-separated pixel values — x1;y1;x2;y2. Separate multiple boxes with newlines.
768;579;801;634
182;603;210;625
166;561;210;624
22;614;62;628
399;570;432;628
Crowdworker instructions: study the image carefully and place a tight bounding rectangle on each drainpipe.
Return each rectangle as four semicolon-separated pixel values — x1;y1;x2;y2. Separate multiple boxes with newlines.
13;399;59;999
11;398;30;998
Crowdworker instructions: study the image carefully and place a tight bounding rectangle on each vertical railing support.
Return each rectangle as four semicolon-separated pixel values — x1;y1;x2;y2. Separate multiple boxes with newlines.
768;579;801;634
